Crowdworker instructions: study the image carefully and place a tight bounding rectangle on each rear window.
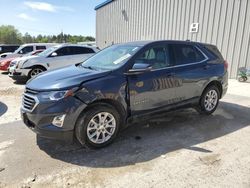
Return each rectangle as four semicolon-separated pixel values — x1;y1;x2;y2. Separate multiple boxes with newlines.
204;44;224;60
170;44;206;65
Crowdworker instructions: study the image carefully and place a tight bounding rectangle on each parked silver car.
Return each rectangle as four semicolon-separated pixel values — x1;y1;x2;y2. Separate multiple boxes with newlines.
9;44;99;81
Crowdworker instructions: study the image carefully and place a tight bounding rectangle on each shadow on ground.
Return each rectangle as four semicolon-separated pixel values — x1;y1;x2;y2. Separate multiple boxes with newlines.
37;102;250;168
0;102;8;117
1;72;8;75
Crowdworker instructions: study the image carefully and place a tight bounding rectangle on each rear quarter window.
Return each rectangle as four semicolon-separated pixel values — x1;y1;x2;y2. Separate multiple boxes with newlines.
204;44;224;60
170;44;206;65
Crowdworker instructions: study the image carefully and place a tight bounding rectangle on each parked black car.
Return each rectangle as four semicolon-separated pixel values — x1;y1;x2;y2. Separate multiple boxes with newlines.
21;40;228;148
0;44;19;55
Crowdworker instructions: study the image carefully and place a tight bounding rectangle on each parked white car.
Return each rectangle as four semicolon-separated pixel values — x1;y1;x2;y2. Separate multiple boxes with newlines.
0;43;55;60
9;44;99;81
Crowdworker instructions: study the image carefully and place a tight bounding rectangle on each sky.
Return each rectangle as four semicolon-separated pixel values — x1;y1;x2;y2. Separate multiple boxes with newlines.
0;0;104;37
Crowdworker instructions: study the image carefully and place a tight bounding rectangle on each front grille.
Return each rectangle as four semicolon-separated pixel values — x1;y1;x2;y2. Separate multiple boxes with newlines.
22;88;39;112
25;88;39;95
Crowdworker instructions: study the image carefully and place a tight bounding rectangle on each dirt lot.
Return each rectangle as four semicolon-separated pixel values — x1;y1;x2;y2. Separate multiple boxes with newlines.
0;72;250;187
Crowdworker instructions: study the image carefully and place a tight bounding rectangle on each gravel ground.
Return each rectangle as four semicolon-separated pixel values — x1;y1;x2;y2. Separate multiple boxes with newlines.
0;72;24;124
0;72;250;188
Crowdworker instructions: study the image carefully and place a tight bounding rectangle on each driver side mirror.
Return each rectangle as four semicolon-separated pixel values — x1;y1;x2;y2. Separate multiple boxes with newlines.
50;52;57;57
125;63;152;75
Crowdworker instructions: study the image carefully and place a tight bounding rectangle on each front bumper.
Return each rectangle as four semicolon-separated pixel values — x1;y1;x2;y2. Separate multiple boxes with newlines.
8;66;30;81
0;64;8;71
22;111;74;141
21;96;87;142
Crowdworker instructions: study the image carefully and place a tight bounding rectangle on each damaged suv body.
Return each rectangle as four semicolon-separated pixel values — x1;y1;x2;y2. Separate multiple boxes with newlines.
21;40;228;148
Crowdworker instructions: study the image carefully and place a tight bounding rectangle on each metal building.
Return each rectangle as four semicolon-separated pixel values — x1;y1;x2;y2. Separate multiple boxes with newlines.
95;0;250;78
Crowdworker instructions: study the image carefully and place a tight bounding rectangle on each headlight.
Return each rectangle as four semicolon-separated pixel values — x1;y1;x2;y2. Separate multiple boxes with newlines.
38;88;78;101
18;60;28;68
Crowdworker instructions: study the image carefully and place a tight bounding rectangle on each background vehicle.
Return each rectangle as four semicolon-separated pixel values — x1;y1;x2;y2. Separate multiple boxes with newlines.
9;44;99;81
0;50;44;72
238;67;250;82
21;40;228;148
0;44;19;54
0;43;55;60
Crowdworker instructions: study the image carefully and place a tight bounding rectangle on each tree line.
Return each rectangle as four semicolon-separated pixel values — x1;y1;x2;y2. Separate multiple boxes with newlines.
0;25;95;44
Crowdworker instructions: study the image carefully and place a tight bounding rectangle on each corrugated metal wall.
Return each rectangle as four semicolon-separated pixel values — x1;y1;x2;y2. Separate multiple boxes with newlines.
96;0;250;78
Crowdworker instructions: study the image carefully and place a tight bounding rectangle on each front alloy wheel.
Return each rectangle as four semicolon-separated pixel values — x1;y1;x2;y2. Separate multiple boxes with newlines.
29;67;44;78
87;112;116;144
75;105;120;148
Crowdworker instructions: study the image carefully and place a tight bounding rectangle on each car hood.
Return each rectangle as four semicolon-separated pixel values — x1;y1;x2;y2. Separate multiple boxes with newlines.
16;55;38;62
0;57;15;64
26;65;111;91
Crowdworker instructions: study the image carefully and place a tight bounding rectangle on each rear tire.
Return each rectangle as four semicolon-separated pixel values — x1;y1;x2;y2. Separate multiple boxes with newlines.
196;85;220;115
75;105;121;149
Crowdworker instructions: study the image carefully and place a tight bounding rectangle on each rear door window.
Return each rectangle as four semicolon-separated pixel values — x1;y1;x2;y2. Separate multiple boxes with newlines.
36;46;46;50
68;47;95;55
170;44;206;65
55;47;70;56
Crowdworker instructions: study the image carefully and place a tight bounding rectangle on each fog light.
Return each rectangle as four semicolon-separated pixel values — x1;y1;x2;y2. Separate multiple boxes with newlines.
52;114;66;127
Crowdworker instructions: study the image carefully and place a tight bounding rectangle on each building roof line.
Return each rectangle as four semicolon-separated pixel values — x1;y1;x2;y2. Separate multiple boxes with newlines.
95;0;113;10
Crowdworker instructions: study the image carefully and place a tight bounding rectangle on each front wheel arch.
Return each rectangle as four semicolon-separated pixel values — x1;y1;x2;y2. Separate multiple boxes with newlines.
28;65;47;79
74;103;121;148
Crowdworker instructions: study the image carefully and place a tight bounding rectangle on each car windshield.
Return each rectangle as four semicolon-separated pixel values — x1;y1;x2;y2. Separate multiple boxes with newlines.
80;44;141;70
38;46;57;57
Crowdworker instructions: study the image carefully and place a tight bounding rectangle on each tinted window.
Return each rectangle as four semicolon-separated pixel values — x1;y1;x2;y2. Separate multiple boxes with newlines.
204;44;224;59
36;46;46;50
68;47;95;55
55;47;70;56
18;46;34;54
171;44;205;65
133;45;171;69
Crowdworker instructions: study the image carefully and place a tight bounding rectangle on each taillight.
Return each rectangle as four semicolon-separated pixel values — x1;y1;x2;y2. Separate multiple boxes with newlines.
224;60;228;70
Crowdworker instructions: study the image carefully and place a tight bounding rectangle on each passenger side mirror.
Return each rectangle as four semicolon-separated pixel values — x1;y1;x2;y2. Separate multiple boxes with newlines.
50;52;57;57
125;63;152;75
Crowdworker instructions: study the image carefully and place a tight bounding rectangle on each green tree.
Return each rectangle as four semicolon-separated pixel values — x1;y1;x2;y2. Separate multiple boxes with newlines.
23;32;33;43
0;25;22;44
0;25;95;44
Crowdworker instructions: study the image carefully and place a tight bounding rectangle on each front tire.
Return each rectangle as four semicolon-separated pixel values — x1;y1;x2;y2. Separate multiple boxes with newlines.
75;105;120;148
28;66;46;79
196;85;220;115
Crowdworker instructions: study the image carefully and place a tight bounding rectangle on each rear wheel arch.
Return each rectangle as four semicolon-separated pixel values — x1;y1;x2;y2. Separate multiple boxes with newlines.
202;80;222;99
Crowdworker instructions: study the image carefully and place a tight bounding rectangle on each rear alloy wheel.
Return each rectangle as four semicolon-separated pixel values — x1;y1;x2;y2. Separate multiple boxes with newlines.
75;105;120;148
196;85;220;115
29;67;45;78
